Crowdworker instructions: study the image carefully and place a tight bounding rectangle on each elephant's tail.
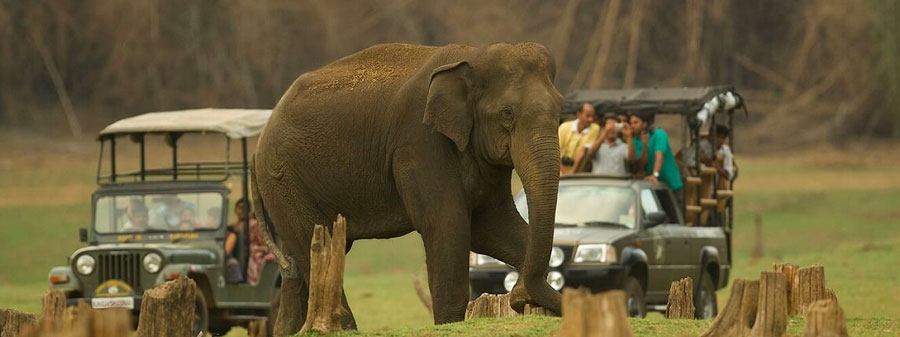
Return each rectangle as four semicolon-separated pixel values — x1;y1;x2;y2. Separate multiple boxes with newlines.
250;155;297;278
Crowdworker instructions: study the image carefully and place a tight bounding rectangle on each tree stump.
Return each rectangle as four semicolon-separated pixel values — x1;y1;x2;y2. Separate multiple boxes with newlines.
792;265;826;315
465;293;518;319
803;299;848;337
248;319;268;337
700;279;759;337
772;263;799;316
748;272;788;337
666;277;695;319
39;290;67;332
136;276;197;337
0;309;36;337
299;215;348;334
523;304;550;316
557;288;634;337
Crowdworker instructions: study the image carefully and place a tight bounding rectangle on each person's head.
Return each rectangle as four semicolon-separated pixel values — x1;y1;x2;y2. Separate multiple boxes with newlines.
615;111;629;124
715;124;730;147
575;103;596;128
234;198;249;221
127;199;149;228
601;113;619;140
629;111;654;134
180;208;195;225
205;207;221;228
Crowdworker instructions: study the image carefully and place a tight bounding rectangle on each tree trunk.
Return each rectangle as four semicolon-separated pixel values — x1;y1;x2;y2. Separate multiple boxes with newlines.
771;263;799;315
39;290;66;332
465;293;518;319
666;277;695;319
136;276;198;337
792;265;826;315
299;215;348;334
0;309;36;337
803;299;848;337
748;272;788;337
248;319;268;337
700;279;759;337
558;288;634;337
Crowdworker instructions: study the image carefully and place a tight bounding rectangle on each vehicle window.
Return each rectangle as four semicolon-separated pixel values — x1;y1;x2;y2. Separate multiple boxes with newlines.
640;189;660;216
653;189;680;225
515;185;637;229
94;192;224;233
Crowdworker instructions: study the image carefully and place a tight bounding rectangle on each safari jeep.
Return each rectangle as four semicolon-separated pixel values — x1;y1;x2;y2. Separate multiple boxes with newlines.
470;87;744;319
47;109;280;336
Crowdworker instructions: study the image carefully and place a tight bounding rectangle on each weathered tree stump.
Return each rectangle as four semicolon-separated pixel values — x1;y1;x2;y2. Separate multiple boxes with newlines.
39;290;67;332
248;319;268;337
700;279;759;337
792;265;826;315
803;299;848;337
772;263;799;316
16;302;131;337
558;288;634;337
465;293;518;319
0;309;36;337
299;215;348;334
136;276;198;337
666;277;695;319
524;304;550;316
749;271;788;337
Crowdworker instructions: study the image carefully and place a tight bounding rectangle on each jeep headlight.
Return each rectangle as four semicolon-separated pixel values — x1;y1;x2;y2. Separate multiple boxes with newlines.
143;253;162;273
469;252;504;266
75;255;95;275
573;244;617;264
549;247;564;267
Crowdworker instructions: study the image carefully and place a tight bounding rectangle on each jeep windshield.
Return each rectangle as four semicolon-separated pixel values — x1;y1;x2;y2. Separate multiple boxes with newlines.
94;192;225;233
515;185;637;229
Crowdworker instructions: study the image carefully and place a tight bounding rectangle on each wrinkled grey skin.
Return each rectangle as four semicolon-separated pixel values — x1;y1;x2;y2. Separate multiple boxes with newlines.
252;42;562;336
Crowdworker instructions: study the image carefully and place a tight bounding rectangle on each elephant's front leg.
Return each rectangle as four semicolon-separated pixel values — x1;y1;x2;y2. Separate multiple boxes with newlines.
470;200;534;313
394;160;472;324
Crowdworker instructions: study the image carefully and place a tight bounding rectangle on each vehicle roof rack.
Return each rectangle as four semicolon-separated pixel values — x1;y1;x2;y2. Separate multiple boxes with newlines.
98;108;271;139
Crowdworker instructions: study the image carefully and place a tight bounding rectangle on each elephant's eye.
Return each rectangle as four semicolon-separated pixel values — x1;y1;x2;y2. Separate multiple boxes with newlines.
500;106;513;122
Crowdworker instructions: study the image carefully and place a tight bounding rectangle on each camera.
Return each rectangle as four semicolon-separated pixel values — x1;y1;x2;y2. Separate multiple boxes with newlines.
615;123;624;131
561;156;574;166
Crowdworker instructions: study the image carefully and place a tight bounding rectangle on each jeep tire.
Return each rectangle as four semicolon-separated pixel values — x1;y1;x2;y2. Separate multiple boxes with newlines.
694;270;718;319
194;291;210;336
623;276;647;318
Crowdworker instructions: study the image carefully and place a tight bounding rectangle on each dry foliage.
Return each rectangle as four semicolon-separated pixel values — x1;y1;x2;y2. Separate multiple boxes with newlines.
1;0;897;146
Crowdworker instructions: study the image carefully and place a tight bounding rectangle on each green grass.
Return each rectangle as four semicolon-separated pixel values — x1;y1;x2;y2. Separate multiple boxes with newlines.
2;147;900;336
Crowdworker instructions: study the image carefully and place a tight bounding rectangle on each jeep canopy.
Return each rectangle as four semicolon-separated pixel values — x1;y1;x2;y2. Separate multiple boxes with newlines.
98;108;272;139
561;86;744;124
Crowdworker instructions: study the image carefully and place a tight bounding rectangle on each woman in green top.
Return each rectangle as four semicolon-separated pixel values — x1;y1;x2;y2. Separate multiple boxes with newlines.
627;112;684;195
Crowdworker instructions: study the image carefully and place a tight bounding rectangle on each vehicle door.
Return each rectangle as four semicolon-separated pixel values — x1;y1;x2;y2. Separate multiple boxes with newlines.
653;187;701;284
636;188;676;302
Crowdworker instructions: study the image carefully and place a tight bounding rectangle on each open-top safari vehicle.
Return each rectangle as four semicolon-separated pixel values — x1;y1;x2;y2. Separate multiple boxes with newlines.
47;108;279;336
470;86;746;318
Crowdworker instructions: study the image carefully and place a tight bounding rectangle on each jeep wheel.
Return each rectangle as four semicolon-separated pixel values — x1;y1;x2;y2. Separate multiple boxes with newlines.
694;271;718;319
194;291;210;336
623;276;647;318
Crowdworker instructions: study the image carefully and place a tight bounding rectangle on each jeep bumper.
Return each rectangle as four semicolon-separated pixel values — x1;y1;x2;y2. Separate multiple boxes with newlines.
469;265;629;295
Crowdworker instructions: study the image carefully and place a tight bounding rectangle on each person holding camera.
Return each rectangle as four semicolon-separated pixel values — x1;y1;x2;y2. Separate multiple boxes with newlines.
628;111;683;200
575;113;629;175
558;102;600;174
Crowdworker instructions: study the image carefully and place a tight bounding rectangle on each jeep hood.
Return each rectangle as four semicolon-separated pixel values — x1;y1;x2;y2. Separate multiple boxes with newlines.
552;226;632;246
72;243;219;264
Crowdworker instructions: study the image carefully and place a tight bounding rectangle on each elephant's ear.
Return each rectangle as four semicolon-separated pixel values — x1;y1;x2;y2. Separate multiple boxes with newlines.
423;61;473;152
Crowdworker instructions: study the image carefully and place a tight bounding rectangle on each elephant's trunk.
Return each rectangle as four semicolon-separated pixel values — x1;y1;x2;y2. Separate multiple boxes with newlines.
512;130;562;314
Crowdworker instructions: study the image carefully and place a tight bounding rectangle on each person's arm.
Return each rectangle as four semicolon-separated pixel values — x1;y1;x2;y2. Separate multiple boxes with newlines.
586;128;609;159
225;232;237;255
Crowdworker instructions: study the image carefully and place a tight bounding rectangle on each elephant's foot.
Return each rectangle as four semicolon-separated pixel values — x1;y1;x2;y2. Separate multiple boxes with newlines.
509;279;562;316
508;282;530;313
273;276;307;337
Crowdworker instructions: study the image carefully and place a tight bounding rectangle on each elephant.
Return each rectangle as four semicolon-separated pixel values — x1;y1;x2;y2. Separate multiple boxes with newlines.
251;42;563;336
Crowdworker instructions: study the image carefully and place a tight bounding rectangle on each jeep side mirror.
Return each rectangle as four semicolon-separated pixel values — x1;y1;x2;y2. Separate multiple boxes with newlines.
643;211;667;228
79;228;88;243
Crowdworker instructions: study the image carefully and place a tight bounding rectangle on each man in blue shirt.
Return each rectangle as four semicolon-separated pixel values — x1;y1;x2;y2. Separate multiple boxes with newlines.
627;111;684;201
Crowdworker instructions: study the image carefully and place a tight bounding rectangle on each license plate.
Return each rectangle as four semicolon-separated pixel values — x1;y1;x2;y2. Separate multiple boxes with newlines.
91;297;134;309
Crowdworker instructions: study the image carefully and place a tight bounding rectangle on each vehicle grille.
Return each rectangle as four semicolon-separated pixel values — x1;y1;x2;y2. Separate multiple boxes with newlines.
560;246;575;265
97;252;142;289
